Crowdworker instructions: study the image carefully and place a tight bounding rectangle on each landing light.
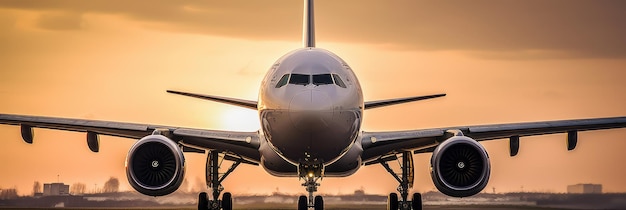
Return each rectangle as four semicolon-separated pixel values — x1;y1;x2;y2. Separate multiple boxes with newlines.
308;172;314;178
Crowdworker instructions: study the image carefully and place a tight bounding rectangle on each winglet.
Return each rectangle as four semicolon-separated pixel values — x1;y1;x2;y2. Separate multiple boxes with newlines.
303;0;315;47
364;93;446;110
167;90;258;110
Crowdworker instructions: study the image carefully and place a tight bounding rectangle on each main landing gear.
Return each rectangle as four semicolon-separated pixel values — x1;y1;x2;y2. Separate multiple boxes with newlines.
198;151;242;210
297;160;325;210
379;151;422;210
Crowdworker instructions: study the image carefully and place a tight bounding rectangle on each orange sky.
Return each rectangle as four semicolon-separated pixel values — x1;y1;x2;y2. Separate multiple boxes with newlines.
1;0;626;196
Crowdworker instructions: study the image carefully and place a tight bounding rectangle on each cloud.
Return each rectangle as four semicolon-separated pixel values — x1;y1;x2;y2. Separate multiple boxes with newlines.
0;0;624;58
37;11;83;30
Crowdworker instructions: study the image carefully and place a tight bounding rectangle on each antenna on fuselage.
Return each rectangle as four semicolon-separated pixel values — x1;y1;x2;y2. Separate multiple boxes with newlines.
303;0;315;48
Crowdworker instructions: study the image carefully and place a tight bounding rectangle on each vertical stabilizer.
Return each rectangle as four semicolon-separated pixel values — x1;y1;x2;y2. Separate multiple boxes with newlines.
303;0;315;48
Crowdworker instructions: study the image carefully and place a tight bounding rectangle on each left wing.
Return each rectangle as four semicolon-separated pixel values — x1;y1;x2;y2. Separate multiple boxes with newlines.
0;113;261;163
361;116;626;164
364;94;446;110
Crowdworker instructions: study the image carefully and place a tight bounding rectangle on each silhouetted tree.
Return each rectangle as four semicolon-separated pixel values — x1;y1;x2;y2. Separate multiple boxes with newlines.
102;177;119;193
70;183;86;195
0;188;18;199
32;181;41;195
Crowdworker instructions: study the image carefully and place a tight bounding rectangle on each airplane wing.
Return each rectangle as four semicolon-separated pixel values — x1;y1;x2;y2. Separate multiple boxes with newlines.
364;94;446;110
0;113;261;164
166;90;258;110
361;116;626;164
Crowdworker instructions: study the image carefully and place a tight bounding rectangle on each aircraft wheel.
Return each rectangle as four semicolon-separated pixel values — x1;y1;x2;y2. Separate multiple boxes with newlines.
387;193;398;210
412;193;422;210
222;192;232;210
314;195;324;210
198;192;209;210
298;195;308;210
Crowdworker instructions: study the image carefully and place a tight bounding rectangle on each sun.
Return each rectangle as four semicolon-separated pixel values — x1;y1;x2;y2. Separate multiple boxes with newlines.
219;107;260;131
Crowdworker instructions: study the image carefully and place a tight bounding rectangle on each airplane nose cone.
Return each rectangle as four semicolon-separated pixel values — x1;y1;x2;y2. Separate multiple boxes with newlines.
289;90;333;131
290;90;332;111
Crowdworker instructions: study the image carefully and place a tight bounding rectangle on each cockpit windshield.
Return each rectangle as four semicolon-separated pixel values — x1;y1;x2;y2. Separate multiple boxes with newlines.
289;74;310;86
275;74;290;88
332;74;347;88
313;74;333;86
275;73;348;88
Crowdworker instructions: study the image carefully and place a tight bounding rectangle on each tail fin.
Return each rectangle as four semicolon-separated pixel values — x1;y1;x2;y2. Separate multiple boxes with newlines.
303;0;315;48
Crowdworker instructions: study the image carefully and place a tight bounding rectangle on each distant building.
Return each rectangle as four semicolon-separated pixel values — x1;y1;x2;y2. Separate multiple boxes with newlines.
354;189;365;196
567;184;602;194
43;183;70;196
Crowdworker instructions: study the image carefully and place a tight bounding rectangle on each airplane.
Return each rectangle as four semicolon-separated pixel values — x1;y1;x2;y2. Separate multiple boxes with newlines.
1;0;626;210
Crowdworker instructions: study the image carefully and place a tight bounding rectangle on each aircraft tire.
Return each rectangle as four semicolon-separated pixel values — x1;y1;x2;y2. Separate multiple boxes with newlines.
298;195;308;210
222;192;232;210
198;192;209;210
412;193;422;210
387;193;398;210
314;195;324;210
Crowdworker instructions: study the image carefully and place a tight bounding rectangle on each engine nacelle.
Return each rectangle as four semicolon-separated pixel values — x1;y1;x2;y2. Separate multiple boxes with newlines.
430;136;490;197
125;135;185;196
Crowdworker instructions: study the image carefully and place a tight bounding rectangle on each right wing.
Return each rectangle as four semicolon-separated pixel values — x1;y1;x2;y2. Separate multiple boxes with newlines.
0;113;261;164
361;116;626;164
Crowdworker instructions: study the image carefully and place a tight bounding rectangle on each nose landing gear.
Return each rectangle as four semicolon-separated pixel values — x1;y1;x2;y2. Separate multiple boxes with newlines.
297;161;324;210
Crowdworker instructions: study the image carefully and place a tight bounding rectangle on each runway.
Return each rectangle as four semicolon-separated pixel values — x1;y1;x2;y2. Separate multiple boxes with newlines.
229;204;572;210
229;204;574;210
0;206;576;210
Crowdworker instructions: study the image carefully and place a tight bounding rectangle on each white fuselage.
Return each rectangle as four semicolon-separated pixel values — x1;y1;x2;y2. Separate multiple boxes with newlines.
257;48;364;177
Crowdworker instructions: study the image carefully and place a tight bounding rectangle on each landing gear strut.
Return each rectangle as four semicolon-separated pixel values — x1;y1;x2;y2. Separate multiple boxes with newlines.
380;151;422;210
298;160;324;210
198;151;242;210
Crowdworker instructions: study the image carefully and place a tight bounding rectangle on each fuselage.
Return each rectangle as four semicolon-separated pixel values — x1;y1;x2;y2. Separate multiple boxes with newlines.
257;48;364;176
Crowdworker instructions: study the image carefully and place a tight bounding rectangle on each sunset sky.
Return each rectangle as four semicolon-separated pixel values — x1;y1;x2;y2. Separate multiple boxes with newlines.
1;0;626;196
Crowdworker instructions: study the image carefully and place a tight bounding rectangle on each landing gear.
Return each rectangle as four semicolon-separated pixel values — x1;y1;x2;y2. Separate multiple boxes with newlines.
380;151;422;210
198;151;242;210
387;193;398;210
297;176;324;210
298;177;324;210
412;193;422;210
298;160;324;210
314;195;324;210
198;192;209;210
222;192;232;210
298;196;308;210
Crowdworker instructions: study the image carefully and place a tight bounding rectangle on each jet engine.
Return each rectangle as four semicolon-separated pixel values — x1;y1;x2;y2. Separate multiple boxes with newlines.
125;135;185;196
430;135;490;197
